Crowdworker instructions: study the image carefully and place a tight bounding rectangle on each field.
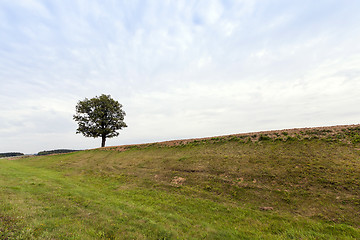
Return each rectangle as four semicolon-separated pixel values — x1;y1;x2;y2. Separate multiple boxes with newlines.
1;125;360;239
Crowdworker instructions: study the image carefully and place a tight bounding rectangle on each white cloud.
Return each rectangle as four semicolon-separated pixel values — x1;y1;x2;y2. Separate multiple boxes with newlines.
13;0;51;19
0;0;360;153
196;0;224;24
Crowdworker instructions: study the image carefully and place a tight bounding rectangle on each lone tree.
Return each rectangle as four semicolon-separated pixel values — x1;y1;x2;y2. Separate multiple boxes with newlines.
73;94;127;147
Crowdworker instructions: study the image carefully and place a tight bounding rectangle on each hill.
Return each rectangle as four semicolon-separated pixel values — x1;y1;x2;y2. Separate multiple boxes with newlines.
1;125;360;239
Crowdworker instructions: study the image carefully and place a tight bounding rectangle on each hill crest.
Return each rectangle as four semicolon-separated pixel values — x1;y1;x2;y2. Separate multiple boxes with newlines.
104;124;360;151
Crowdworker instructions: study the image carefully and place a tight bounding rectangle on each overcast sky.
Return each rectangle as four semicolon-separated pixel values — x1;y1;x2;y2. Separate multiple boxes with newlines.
1;0;360;153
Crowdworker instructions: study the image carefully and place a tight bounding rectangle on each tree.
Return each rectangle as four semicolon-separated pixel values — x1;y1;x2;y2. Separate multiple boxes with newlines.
73;94;127;147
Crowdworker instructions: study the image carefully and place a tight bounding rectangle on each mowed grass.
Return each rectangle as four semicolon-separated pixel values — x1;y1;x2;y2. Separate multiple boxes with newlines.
1;137;360;239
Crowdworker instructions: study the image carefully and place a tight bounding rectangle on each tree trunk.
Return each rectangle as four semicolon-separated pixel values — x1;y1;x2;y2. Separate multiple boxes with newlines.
101;135;106;148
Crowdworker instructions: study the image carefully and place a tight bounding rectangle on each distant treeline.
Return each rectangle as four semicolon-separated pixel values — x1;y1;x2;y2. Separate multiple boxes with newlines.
0;152;24;158
37;149;79;156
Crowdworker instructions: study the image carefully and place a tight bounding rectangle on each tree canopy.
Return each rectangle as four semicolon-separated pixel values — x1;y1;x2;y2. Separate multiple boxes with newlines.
0;152;24;158
73;94;127;147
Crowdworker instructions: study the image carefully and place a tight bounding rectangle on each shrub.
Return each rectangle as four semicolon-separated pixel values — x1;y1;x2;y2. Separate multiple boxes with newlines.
258;134;272;141
37;149;79;156
0;152;24;158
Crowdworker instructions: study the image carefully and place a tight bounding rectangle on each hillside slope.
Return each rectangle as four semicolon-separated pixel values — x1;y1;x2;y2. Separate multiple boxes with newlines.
1;125;360;239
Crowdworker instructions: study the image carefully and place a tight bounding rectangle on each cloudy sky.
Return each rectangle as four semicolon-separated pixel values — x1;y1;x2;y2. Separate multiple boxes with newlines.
1;0;360;153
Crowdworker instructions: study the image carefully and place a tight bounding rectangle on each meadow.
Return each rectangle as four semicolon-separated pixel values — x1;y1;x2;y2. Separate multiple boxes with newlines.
1;125;360;239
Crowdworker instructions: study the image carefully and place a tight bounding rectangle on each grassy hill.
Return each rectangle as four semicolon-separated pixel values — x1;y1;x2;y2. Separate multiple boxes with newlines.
1;125;360;239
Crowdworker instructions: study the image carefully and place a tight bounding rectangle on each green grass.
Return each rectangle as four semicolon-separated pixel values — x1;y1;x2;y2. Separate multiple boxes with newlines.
1;130;360;239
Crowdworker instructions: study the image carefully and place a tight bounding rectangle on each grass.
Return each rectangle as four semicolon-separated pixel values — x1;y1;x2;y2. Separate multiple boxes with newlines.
1;126;360;239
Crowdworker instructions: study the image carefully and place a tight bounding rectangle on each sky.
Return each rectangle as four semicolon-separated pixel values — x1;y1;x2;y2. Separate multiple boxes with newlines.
1;0;360;154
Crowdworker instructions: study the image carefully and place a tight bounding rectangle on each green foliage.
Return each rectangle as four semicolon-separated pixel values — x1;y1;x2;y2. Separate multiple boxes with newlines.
258;134;272;141
0;152;24;158
305;129;332;136
351;135;360;144
73;94;127;147
37;149;79;156
285;136;297;141
341;127;360;144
